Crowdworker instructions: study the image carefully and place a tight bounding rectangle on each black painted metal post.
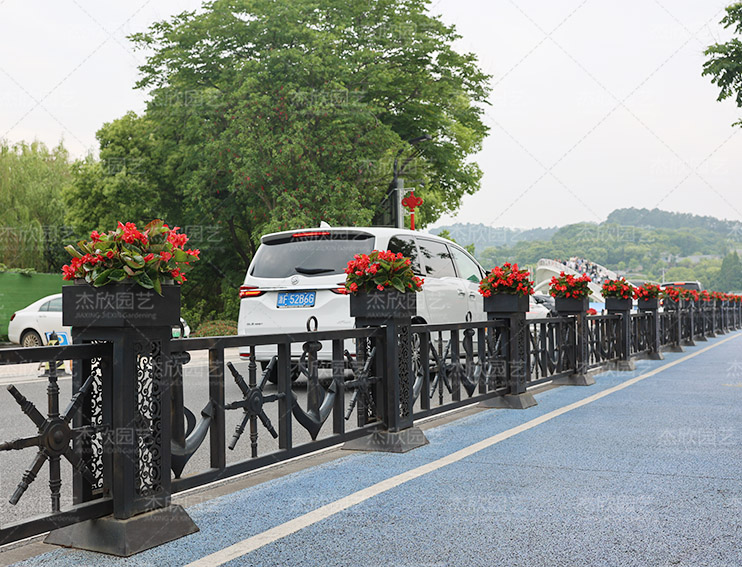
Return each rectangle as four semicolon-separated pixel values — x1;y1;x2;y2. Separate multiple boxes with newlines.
480;294;536;409
696;301;708;341
343;291;428;453
665;301;684;352
638;302;664;360
47;284;198;557
553;298;595;386
606;300;635;371
683;300;696;346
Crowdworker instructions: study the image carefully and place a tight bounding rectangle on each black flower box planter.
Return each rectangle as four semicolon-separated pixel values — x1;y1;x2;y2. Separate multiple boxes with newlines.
349;290;417;321
62;282;181;327
483;293;529;314
605;297;632;311
555;296;589;314
637;297;659;310
663;300;680;311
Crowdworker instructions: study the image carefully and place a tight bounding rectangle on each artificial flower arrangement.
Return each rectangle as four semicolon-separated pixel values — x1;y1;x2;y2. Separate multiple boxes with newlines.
344;250;424;293
633;282;662;300
548;272;592;299
478;262;534;297
699;290;712;302
601;278;634;299
62;220;200;293
711;291;728;302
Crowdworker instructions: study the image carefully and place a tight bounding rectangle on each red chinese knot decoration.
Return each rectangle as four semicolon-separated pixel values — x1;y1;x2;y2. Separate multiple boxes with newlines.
401;192;424;230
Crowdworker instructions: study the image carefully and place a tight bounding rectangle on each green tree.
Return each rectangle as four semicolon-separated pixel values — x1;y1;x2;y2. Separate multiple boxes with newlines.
64;0;491;323
717;251;742;291
0;141;72;271
704;3;742;125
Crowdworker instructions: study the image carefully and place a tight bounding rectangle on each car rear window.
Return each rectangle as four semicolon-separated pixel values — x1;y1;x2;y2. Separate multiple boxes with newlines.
250;233;375;278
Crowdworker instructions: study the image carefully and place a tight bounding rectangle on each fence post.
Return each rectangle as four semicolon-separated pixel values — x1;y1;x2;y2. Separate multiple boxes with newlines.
479;294;536;409
552;298;595;386
695;301;708;341
638;300;664;360
606;298;635;371
343;291;428;453
46;284;198;557
683;300;697;347
664;300;684;352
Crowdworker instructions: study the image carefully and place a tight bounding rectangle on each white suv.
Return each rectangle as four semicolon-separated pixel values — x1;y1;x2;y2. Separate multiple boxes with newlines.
237;226;546;373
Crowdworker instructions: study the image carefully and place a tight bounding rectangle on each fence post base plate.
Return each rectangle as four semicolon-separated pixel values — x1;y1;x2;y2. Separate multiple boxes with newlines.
552;373;595;387
478;393;537;410
342;427;428;453
44;504;198;557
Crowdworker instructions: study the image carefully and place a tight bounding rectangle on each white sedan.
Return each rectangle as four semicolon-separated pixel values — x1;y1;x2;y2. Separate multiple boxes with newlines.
8;294;68;347
8;293;190;347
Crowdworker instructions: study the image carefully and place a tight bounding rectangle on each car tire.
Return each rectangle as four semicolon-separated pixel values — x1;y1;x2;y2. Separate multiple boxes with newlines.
20;330;43;348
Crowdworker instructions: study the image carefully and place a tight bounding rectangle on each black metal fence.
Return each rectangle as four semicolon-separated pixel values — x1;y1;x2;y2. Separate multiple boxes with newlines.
0;299;740;551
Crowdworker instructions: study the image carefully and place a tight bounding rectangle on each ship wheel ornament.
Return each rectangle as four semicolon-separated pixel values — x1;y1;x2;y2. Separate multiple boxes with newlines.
225;360;283;454
0;371;102;512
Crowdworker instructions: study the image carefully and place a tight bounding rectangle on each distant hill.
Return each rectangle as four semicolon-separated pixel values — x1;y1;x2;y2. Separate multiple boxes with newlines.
448;208;742;290
606;208;740;234
430;223;558;251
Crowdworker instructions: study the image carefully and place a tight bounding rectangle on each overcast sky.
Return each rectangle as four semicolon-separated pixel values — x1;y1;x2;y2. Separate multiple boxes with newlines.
1;0;740;229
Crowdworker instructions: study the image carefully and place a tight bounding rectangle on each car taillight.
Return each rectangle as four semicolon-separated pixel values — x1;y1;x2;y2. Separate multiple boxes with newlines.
292;231;331;239
239;286;265;298
330;287;350;295
9;313;15;321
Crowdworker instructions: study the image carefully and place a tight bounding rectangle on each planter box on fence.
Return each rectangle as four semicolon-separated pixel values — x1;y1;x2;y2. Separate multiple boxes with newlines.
62;282;181;327
638;298;659;310
555;296;589;314
605;297;632;311
349;290;417;321
483;293;529;314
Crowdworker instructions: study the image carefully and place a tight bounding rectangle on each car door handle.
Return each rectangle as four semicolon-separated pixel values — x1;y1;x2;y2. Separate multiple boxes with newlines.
469;293;476;299
457;290;466;296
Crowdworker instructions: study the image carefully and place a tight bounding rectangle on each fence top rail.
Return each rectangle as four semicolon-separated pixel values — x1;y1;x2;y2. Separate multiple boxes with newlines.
630;312;652;319
411;320;507;333
0;342;111;365
587;314;622;321
171;326;385;351
528;316;572;324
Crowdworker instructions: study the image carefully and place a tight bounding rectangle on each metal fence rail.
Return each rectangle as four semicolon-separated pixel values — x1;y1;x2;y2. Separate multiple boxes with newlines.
0;343;112;546
0;300;740;550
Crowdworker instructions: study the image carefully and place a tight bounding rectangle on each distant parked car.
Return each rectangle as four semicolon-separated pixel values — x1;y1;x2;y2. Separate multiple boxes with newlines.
8;293;189;347
661;281;703;292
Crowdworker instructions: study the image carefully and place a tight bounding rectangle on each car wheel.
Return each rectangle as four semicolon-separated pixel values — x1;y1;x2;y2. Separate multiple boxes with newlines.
20;330;43;348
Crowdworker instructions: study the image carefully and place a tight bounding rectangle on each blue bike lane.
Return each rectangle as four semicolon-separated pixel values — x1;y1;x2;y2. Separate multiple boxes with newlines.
11;332;742;567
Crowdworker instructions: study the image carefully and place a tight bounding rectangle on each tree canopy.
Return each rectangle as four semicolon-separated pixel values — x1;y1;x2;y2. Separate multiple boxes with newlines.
703;3;742;125
0;141;72;271
62;0;491;324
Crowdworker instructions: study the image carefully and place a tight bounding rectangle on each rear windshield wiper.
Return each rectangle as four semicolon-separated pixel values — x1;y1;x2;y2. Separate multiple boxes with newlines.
294;266;335;275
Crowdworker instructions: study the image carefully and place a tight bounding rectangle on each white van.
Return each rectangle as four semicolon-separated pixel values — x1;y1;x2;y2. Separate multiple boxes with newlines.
237;226;547;375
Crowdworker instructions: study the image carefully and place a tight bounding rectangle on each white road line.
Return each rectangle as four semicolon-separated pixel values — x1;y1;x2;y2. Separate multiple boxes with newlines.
186;333;741;567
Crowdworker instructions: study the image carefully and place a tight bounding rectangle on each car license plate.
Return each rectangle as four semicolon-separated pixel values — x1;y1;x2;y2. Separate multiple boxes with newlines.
277;291;316;308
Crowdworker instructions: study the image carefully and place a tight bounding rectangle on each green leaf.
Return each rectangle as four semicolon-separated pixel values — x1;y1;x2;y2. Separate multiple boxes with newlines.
93;268;113;287
136;271;154;289
152;276;162;295
109;269;127;282
172;248;189;262
65;245;82;259
122;254;145;269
